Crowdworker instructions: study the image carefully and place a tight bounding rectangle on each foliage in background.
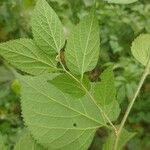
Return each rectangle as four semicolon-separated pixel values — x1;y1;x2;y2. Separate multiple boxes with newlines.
0;0;150;149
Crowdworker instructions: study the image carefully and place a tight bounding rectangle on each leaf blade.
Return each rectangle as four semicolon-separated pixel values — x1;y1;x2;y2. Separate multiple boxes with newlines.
49;73;91;98
0;39;57;75
102;100;120;122
131;34;150;67
19;74;106;150
14;129;44;150
93;67;116;106
65;8;100;76
32;0;65;55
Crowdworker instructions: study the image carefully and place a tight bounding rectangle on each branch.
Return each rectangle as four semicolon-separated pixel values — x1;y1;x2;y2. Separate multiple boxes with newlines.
113;58;150;150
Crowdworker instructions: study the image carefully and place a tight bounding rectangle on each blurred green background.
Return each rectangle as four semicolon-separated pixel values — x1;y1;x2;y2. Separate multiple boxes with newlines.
0;0;150;149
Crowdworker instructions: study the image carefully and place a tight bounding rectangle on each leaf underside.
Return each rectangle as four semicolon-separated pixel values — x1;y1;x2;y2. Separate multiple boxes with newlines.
19;74;107;150
32;0;65;55
0;39;57;75
131;34;150;67
102;100;120;122
93;67;116;106
65;8;100;76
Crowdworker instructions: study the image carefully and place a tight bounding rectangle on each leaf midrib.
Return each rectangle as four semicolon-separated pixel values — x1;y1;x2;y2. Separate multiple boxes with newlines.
22;79;102;126
81;13;95;75
42;2;59;51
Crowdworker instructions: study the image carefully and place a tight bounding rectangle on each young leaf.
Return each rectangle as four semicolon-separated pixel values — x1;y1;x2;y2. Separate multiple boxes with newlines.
0;135;7;150
65;8;100;76
0;39;57;75
93;67;116;106
32;0;65;55
105;0;138;4
14;129;44;150
103;128;136;150
131;34;150;67
49;73;91;98
19;74;107;150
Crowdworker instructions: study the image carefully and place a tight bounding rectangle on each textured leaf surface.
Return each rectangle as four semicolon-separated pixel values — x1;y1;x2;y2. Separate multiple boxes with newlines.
19;74;106;150
49;73;91;98
0;135;7;150
14;130;44;150
65;8;100;76
102;100;120;122
103;128;136;150
105;0;138;4
131;34;150;67
32;0;65;55
0;39;57;75
93;67;116;106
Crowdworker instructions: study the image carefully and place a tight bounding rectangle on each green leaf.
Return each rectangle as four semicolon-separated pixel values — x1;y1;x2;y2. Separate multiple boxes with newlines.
105;0;138;4
32;0;65;55
102;100;120;122
49;73;91;98
11;80;21;95
14;129;44;150
19;74;106;150
92;67;120;122
93;67;116;106
0;135;7;150
131;34;150;67
65;8;100;76
103;128;136;150
0;39;57;75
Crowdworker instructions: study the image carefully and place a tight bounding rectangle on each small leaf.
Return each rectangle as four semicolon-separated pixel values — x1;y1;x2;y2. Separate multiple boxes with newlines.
0;39;57;75
131;34;150;67
11;80;21;95
14;129;44;150
65;8;100;76
19;74;107;150
32;0;65;55
103;128;136;150
0;134;7;150
105;0;138;4
49;73;91;98
93;67;116;106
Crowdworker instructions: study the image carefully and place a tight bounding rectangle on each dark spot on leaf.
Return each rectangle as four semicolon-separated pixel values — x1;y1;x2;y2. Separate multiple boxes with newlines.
73;123;77;127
